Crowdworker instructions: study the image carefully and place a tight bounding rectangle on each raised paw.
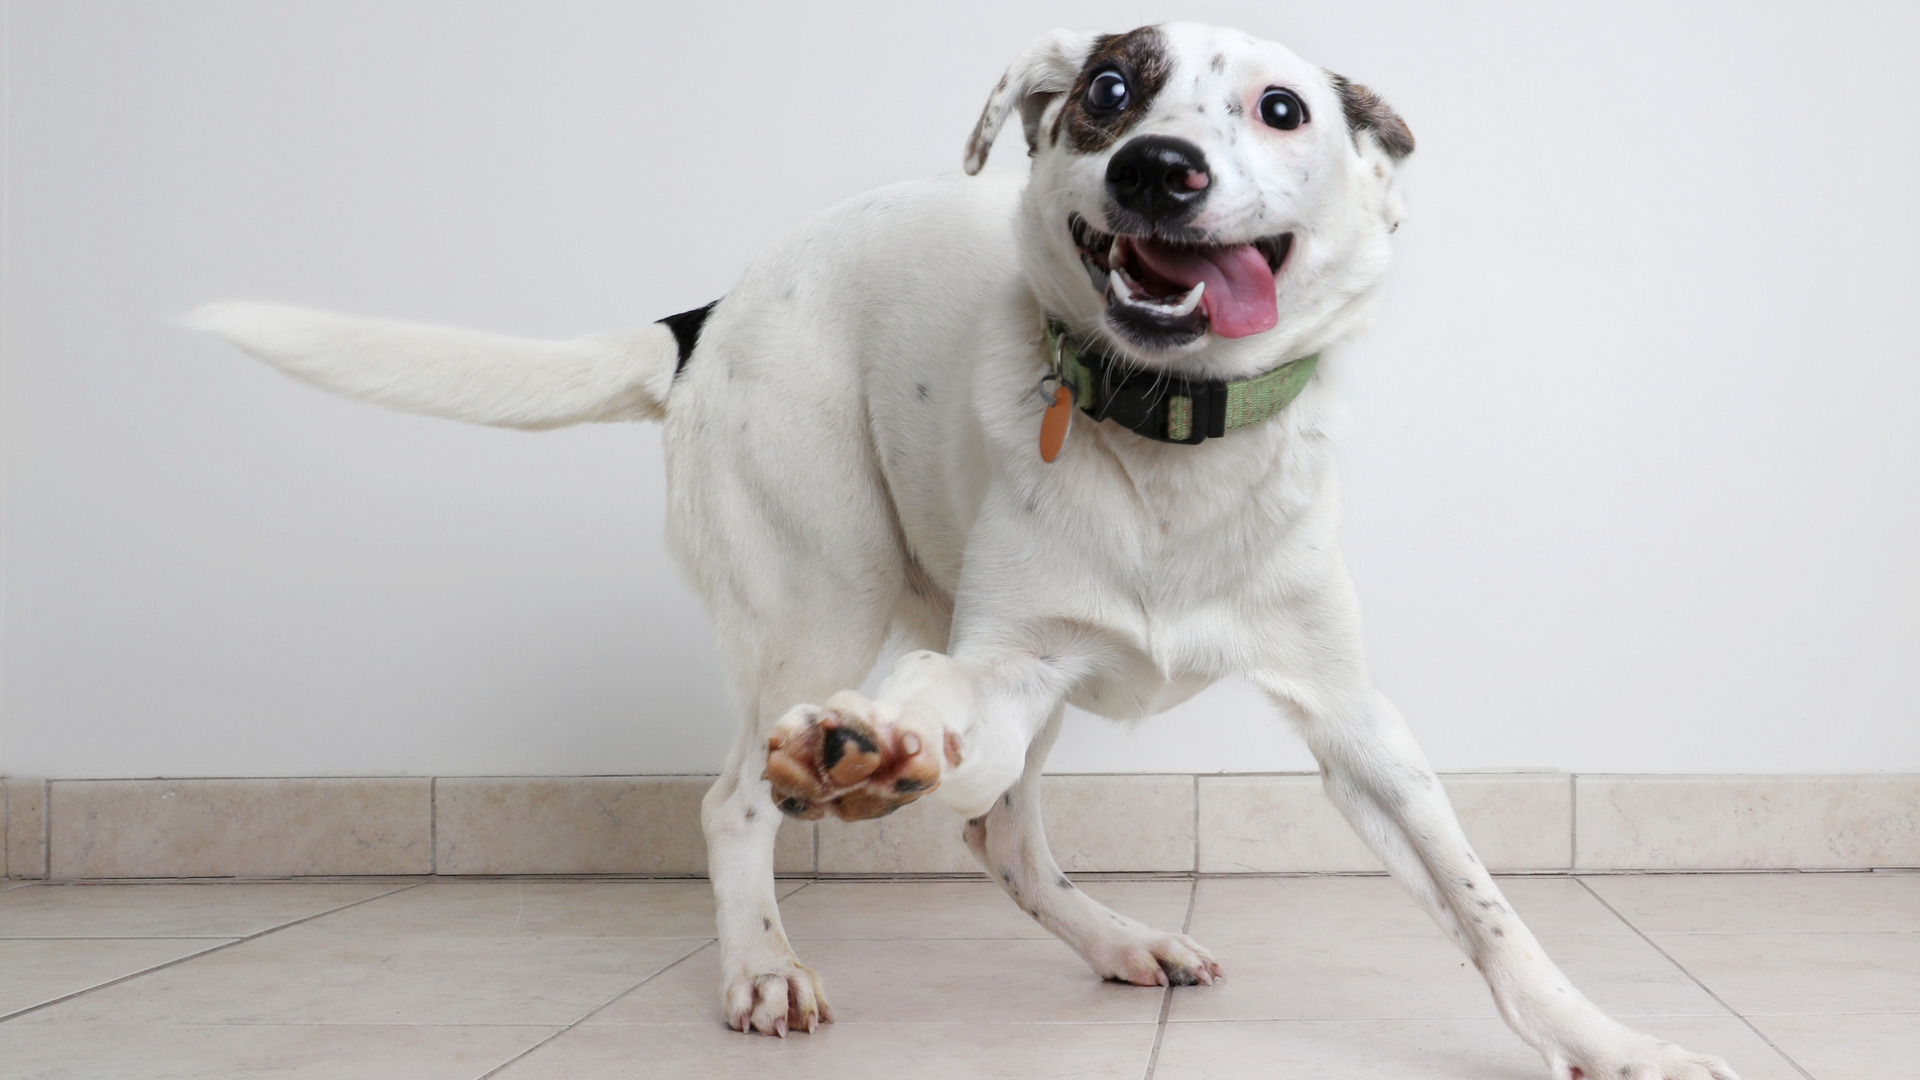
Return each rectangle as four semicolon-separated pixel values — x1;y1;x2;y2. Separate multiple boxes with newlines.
723;960;833;1037
1092;931;1224;988
762;691;957;821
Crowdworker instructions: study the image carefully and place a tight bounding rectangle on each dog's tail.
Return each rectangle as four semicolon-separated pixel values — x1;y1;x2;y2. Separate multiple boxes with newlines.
182;301;686;429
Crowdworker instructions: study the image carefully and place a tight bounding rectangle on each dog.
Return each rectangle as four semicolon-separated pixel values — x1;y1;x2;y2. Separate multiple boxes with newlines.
190;22;1739;1080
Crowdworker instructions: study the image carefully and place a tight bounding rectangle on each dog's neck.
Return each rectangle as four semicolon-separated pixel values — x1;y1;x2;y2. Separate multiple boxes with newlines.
1044;316;1318;447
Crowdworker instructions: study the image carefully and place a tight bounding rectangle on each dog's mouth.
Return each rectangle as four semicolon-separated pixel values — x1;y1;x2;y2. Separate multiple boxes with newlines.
1069;212;1292;348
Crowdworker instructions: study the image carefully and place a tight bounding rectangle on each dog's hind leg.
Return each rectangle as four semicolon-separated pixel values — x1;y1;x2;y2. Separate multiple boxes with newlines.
966;708;1222;987
1258;673;1739;1080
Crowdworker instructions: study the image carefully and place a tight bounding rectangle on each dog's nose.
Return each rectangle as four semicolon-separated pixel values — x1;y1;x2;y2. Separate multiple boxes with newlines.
1105;136;1211;222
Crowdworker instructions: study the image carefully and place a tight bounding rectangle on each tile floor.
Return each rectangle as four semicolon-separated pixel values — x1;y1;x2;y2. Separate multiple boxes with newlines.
0;871;1912;1078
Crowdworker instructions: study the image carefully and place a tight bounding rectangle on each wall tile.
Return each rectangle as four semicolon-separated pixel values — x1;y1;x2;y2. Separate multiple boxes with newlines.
433;776;811;876
1198;773;1573;874
49;779;430;878
816;794;979;875
815;775;1193;875
1042;775;1194;872
6;780;52;879
1575;775;1920;870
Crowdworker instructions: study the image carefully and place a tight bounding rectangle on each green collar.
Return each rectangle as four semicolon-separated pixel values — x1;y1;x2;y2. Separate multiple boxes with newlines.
1044;317;1319;445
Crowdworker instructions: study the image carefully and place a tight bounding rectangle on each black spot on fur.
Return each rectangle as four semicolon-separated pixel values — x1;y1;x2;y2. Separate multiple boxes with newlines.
1003;792;1014;808
1053;27;1173;154
895;777;929;793
657;300;718;377
1210;52;1225;73
1225;98;1243;117
1327;72;1415;159
744;807;756;820
763;917;773;931
916;383;930;401
1056;876;1073;890
1492;926;1505;936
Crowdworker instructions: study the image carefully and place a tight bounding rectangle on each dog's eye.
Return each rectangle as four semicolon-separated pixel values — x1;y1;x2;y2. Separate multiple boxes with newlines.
1259;87;1308;130
1086;69;1129;112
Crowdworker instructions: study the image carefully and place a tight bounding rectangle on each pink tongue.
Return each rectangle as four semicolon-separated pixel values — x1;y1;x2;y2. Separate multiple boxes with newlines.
1128;239;1278;338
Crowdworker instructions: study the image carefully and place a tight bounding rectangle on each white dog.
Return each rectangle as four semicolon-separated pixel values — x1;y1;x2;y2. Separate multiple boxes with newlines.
192;23;1738;1080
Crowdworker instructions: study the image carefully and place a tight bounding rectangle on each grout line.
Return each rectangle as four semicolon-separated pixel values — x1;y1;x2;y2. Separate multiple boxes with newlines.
0;881;422;1024
1141;875;1201;1080
1574;877;1817;1080
41;779;52;879
475;936;714;1079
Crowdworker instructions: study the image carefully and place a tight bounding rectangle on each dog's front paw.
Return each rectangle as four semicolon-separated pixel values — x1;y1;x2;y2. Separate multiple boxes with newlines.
722;958;832;1037
1088;929;1224;988
763;691;957;821
1546;1023;1740;1080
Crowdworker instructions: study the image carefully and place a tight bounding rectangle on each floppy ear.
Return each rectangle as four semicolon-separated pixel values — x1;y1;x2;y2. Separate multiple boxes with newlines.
963;28;1103;174
1328;73;1415;161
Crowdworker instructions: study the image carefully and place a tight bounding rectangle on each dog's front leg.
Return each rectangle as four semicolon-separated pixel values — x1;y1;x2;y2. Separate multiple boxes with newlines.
967;706;1222;986
1264;678;1739;1080
703;732;829;1037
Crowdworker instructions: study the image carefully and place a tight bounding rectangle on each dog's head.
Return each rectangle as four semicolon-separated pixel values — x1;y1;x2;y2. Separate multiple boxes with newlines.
966;23;1413;376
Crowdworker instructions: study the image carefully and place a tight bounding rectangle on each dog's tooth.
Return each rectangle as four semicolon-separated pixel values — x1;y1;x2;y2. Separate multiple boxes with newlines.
1110;267;1142;302
1171;281;1205;317
1109;234;1126;270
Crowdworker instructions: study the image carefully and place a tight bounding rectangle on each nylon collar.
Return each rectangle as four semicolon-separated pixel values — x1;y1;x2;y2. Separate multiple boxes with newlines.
1044;317;1319;445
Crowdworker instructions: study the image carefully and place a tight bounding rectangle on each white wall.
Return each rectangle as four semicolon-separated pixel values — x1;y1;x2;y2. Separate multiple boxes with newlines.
3;1;1916;779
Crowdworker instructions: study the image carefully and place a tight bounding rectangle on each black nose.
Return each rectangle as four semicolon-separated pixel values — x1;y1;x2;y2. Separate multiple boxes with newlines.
1105;136;1211;222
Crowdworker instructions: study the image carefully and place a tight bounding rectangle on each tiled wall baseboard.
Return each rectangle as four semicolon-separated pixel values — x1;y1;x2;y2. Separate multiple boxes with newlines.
1;773;1914;880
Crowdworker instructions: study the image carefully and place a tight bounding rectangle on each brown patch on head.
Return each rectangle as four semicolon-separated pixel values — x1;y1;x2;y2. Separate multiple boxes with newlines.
1328;73;1414;160
1051;26;1173;154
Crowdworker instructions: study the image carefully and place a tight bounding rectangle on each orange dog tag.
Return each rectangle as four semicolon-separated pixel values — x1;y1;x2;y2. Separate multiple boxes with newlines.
1039;384;1073;462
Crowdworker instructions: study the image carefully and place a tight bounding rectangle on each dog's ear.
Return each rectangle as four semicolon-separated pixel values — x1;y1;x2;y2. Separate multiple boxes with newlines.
963;28;1103;175
1328;73;1415;162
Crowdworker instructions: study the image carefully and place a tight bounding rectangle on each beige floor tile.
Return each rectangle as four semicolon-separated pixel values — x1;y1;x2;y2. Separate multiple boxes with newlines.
778;878;1193;940
1190;875;1630;943
292;879;727;938
499;1020;1158;1080
591;937;1165;1026
1171;931;1724;1022
0;938;232;1017
1754;1012;1920;1078
15;926;707;1026
1152;1015;1801;1080
1532;935;1732;1017
0;882;403;938
1584;871;1920;933
1652;931;1920;1014
0;1021;557;1080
